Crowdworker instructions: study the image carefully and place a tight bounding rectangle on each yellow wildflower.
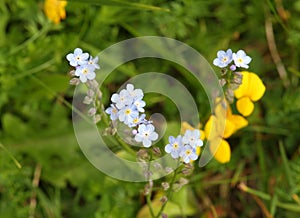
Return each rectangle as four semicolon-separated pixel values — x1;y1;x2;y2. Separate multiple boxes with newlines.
204;100;248;163
234;71;266;116
44;0;67;24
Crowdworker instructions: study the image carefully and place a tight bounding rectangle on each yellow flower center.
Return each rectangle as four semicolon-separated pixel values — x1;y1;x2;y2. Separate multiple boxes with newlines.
185;150;191;155
125;109;131;115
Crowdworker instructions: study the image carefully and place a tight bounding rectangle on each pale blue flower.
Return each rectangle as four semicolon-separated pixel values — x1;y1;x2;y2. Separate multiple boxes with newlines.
180;145;198;163
66;48;89;67
128;114;146;127
232;50;252;69
88;56;100;69
182;129;203;148
75;64;96;83
165;135;183;159
133;98;146;112
118;105;139;126
134;124;158;147
111;89;133;109
105;104;119;121
213;49;233;68
125;84;144;100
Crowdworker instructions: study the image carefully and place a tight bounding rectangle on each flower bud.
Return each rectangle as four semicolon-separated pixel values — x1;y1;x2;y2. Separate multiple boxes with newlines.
69;78;80;85
152;147;161;156
161;182;170;191
88;107;97;116
160;196;168;204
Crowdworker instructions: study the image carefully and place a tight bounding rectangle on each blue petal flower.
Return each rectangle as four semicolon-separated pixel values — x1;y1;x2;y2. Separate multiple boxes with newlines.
213;49;233;68
232;50;252;69
66;48;89;67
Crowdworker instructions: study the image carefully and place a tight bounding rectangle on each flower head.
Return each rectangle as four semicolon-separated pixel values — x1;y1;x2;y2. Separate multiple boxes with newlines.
105;104;119;121
180;145;198;164
118;105;139;126
128;114;147;127
165;135;183;158
234;71;266;116
133;98;146;112
182;129;203;148
75;64;96;83
204;99;248;163
88;56;100;69
213;49;233;68
44;0;67;24
111;89;133;110
66;48;89;67
232;50;252;69
135;124;158;147
125;84;144;100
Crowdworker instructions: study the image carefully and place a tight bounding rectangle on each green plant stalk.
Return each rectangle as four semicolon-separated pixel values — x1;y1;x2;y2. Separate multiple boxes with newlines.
257;134;267;191
279;141;295;188
145;152;155;218
0;142;22;169
155;161;181;218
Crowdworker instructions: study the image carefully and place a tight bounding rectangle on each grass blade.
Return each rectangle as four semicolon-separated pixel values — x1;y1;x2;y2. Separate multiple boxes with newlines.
67;0;170;12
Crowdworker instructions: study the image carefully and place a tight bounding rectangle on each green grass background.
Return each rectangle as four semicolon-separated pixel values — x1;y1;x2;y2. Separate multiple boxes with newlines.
1;0;300;217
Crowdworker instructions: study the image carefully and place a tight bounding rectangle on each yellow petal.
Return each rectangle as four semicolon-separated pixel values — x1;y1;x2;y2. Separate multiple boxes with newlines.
223;119;236;139
181;121;195;133
234;71;266;101
204;116;219;141
229;114;248;131
209;138;231;163
236;97;254;116
44;0;67;24
200;130;205;140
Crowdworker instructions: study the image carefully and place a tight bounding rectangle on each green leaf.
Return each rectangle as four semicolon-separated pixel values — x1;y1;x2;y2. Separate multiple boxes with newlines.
2;113;29;139
67;0;169;12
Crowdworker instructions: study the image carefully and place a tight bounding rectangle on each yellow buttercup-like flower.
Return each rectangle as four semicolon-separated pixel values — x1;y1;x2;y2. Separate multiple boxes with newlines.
204;100;248;163
234;71;266;116
44;0;67;24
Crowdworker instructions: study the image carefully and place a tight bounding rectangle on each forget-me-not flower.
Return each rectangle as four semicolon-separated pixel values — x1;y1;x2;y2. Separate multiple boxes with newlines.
232;50;252;69
134;124;158;147
213;49;233;68
128;114;147;127
111;89;133;109
88;56;100;69
165;135;183;158
180;145;198;163
75;64;96;83
182;129;203;148
125;84;144;100
105;104;119;121
118;105;139;126
66;48;89;67
133;98;146;112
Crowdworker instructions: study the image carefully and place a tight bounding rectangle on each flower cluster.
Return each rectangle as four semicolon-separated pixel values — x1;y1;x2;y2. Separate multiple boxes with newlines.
213;49;252;70
105;84;158;147
66;48;100;83
213;49;252;103
165;129;203;164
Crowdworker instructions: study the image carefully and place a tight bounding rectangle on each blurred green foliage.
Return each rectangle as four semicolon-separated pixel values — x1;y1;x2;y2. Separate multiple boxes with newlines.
1;0;300;217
